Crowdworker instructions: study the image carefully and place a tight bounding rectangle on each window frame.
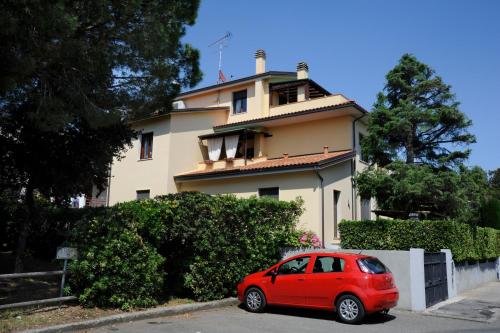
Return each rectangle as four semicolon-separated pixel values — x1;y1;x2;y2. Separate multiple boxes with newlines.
258;187;279;200
277;256;311;275
232;89;248;114
312;255;345;274
136;189;150;201
140;132;154;160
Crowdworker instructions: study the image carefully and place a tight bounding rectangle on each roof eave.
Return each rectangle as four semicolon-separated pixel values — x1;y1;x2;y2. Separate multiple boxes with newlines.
174;151;354;183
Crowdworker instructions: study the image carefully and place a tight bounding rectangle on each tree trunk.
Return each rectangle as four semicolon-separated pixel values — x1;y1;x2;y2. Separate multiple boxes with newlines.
14;183;34;273
406;128;415;164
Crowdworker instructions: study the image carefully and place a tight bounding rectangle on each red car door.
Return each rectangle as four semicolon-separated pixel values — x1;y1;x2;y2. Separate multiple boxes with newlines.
305;255;347;308
265;256;311;306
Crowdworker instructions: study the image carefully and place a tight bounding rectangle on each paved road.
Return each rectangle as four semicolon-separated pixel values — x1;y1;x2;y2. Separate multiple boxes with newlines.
90;303;500;333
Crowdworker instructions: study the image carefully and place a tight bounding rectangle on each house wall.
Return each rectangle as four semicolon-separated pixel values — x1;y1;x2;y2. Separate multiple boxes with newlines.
178;171;321;233
108;110;226;205
181;82;263;124
319;161;355;246
108;117;172;204
264;116;353;159
166;111;227;192
269;94;349;117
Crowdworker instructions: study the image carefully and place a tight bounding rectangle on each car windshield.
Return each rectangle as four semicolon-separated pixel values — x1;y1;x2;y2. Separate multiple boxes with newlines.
359;257;388;274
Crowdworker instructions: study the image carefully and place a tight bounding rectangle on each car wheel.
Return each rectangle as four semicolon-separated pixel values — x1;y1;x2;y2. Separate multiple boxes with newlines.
336;294;365;324
244;287;266;313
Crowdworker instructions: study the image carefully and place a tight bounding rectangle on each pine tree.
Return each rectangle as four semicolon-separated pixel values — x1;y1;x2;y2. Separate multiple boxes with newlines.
0;0;202;271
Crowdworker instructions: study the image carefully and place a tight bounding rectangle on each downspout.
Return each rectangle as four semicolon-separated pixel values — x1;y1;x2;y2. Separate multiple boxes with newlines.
106;162;112;207
351;113;367;220
315;168;325;248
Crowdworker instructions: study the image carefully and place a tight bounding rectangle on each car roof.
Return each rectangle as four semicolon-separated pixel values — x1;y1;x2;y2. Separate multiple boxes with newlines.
285;251;370;261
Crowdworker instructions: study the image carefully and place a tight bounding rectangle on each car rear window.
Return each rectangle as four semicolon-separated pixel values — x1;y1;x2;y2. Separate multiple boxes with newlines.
358;257;388;274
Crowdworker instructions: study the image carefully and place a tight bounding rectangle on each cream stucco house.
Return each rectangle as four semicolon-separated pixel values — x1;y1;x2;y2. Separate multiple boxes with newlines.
95;50;374;247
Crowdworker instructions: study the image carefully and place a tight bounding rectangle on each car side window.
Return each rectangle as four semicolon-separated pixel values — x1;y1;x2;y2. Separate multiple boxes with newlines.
277;257;310;275
313;256;345;273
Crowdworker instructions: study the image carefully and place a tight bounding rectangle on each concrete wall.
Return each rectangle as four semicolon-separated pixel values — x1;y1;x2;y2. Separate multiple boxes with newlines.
454;260;499;294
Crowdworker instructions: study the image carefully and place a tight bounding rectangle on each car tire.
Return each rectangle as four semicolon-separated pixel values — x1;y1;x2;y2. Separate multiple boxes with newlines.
244;287;267;313
336;294;365;324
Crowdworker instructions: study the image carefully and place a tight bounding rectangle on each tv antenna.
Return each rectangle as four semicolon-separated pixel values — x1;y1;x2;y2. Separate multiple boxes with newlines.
209;31;232;83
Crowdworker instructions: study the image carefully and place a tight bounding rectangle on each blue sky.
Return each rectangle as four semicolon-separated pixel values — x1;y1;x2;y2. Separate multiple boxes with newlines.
183;0;500;171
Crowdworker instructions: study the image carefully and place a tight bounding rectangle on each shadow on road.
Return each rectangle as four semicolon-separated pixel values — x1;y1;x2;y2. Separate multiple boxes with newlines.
237;304;396;325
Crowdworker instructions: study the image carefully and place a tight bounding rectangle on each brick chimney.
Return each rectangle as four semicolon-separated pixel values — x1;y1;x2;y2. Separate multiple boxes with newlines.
283;153;289;160
297;62;309;79
323;146;329;155
255;49;266;74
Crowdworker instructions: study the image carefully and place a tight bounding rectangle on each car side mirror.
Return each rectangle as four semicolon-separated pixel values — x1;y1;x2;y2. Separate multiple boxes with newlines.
270;269;278;282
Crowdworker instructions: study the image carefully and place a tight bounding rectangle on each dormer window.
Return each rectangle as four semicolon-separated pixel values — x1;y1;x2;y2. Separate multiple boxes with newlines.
233;90;247;114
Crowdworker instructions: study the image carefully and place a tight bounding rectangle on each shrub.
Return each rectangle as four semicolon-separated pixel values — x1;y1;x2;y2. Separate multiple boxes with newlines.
339;219;500;263
69;208;165;310
69;192;304;306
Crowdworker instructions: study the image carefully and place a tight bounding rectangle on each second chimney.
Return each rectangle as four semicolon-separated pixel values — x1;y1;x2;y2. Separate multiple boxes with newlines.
297;62;309;79
255;49;266;74
323;146;329;155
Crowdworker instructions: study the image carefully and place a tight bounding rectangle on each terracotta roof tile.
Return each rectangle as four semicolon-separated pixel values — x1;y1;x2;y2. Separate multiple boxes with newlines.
175;150;353;179
213;100;365;130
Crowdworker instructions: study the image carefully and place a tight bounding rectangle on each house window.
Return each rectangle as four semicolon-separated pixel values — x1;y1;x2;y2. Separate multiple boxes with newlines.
140;132;153;160
359;133;368;162
258;187;279;200
233;90;247;114
136;190;150;200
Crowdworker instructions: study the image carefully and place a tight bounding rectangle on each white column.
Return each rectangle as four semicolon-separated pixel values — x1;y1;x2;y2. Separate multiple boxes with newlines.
409;248;426;311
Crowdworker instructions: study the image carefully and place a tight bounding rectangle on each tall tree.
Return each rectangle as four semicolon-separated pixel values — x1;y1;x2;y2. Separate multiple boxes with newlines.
362;54;475;168
357;54;482;219
0;0;202;271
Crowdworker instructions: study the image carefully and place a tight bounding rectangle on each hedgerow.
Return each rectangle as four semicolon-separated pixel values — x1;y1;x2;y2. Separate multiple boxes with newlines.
339;219;500;263
69;192;304;307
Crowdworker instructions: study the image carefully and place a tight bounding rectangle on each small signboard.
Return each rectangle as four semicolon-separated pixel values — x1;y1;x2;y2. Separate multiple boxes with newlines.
56;247;78;260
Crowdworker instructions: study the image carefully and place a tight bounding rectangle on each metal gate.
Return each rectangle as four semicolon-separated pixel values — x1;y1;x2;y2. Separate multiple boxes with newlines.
424;252;448;307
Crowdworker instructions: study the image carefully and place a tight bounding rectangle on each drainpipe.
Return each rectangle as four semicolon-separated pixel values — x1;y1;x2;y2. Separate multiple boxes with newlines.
351;113;367;220
106;162;112;207
315;168;325;248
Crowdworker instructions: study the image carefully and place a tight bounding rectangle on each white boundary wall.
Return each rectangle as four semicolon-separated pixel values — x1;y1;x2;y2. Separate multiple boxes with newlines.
281;248;500;311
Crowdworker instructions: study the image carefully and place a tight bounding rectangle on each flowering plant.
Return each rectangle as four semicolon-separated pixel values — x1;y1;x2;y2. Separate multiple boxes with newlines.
298;231;322;248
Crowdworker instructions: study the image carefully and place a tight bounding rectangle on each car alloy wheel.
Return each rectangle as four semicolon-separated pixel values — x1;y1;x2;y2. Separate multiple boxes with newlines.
339;299;359;320
244;287;266;313
336;294;365;324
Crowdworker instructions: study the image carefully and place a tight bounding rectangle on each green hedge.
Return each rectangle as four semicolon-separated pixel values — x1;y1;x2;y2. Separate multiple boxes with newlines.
69;192;303;308
339;219;500;263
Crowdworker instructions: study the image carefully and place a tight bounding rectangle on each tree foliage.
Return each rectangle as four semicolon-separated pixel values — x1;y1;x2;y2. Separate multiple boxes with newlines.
356;54;487;221
0;0;202;271
362;54;475;168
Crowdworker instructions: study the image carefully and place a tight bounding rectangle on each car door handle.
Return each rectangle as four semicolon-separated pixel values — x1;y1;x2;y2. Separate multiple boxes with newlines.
336;277;343;280
297;278;305;281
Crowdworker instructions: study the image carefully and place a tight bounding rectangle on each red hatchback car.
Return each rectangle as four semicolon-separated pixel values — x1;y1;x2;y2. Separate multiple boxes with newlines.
237;252;398;324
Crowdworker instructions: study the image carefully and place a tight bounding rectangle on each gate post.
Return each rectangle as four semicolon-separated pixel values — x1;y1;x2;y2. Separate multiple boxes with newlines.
409;248;426;311
441;249;456;298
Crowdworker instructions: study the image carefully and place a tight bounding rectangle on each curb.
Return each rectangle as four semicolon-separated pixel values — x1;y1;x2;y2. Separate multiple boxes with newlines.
20;297;239;333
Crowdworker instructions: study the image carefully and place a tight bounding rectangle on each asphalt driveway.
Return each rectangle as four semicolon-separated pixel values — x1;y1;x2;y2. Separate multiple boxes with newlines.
90;303;500;333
